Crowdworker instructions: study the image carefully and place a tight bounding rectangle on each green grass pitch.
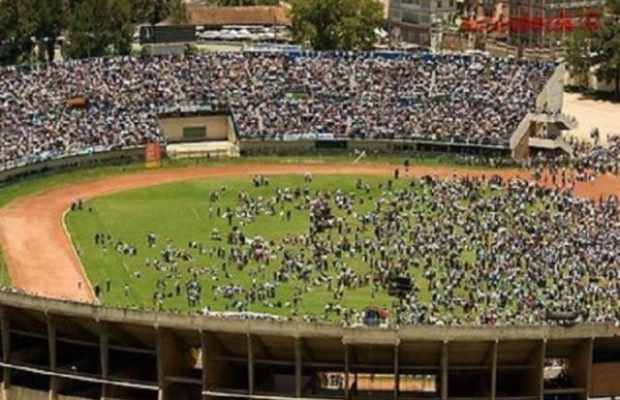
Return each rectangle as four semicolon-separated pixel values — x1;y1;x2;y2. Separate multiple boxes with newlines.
66;175;439;319
66;170;523;323
0;155;494;294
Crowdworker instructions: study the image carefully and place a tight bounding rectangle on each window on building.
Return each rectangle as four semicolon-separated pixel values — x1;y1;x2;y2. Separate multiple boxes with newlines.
182;127;206;140
403;11;420;24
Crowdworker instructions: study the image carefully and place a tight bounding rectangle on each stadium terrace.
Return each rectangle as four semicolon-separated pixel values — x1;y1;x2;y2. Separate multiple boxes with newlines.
0;52;557;169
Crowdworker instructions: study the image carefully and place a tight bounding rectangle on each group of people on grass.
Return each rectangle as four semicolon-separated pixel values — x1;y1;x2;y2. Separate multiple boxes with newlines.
0;52;555;169
83;169;618;327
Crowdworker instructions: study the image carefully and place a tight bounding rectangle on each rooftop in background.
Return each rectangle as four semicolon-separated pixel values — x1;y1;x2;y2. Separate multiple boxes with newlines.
185;4;291;27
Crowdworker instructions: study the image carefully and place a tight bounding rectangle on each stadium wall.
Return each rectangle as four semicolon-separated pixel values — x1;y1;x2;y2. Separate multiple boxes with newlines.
0;148;145;186
0;291;618;400
0;138;514;186
239;139;511;158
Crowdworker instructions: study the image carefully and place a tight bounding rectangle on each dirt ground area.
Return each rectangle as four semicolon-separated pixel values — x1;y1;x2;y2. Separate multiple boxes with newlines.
0;163;618;302
563;92;620;145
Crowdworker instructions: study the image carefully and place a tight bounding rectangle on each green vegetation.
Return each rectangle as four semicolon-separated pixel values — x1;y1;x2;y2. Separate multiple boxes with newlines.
0;0;184;64
63;172;513;320
565;29;593;92
565;0;620;99
183;127;207;140
0;247;9;287
0;164;143;209
65;0;134;58
0;154;508;298
206;0;279;5
131;0;185;26
65;175;411;317
0;0;389;63
0;154;502;209
290;0;385;50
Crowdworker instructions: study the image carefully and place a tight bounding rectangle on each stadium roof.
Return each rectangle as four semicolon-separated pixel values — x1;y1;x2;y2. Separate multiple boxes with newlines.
185;5;291;27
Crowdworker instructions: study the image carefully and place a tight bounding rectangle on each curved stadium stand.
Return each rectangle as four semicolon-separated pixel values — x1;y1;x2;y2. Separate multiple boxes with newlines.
0;51;568;170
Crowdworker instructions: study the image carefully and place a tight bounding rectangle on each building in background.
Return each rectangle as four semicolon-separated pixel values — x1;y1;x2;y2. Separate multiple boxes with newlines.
378;0;391;17
184;4;291;44
507;0;604;48
388;0;458;46
185;4;291;27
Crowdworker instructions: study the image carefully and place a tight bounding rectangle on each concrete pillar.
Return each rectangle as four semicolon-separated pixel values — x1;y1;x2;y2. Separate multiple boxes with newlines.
568;338;593;398
203;332;243;399
394;344;399;400
538;340;546;400
441;341;449;400
491;340;498;400
583;338;594;399
524;340;545;400
100;322;109;400
295;338;302;398
247;334;254;395
0;307;10;400
201;331;207;399
48;315;59;400
344;344;350;400
157;328;185;400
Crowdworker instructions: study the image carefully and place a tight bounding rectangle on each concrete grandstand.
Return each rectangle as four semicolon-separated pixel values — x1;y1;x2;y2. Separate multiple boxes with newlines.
0;291;618;400
0;51;575;170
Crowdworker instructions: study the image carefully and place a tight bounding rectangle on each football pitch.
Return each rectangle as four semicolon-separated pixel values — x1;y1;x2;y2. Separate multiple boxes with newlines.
66;174;437;319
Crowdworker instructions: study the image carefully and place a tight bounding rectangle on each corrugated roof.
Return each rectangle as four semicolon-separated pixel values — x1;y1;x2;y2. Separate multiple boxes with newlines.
186;5;291;27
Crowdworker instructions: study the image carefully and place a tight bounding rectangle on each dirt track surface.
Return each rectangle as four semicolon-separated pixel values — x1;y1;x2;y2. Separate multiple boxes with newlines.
0;163;618;303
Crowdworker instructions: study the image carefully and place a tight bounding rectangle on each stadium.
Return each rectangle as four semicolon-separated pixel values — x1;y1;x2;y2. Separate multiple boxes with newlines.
0;49;618;400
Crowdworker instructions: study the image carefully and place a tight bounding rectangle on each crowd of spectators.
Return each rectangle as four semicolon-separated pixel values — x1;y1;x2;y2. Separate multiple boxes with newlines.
0;52;556;169
569;132;620;176
526;132;620;180
76;172;618;327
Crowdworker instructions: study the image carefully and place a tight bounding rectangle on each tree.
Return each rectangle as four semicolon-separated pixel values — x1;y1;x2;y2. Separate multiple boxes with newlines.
564;0;620;99
209;0;279;5
565;29;592;91
131;0;183;25
590;0;620;99
168;0;187;25
0;0;35;65
0;0;67;64
108;0;134;55
65;0;133;59
290;0;384;50
30;0;65;62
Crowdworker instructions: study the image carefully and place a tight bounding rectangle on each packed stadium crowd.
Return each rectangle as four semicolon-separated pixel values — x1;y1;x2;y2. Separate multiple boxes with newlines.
524;132;620;181
569;132;620;175
78;171;619;327
0;52;556;168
